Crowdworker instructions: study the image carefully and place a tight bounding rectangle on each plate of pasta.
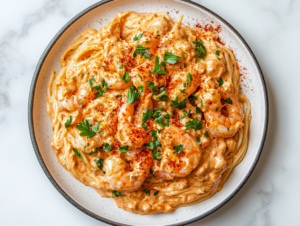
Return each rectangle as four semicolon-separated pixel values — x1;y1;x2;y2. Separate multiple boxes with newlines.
28;0;268;225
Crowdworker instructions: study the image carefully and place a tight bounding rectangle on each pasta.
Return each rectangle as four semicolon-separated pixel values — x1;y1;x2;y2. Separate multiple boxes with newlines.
47;11;251;214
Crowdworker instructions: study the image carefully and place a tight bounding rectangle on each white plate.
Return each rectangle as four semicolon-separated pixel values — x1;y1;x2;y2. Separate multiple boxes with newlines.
28;0;268;225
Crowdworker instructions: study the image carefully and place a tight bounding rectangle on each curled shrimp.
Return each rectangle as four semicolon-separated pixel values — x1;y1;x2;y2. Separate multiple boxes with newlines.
153;126;201;180
116;88;151;149
204;93;244;138
104;148;152;191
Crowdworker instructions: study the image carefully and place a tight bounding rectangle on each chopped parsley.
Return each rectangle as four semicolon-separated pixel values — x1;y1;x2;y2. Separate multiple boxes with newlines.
204;131;209;138
88;78;96;86
170;95;187;110
104;143;112;152
215;50;220;56
173;144;183;154
150;168;154;174
102;66;106;69
150;56;166;75
188;94;198;102
187;72;192;84
112;190;123;197
147;81;158;94
137;85;143;92
65;115;72;130
182;51;187;54
142;109;154;131
144;141;155;150
127;86;140;104
196;106;201;114
180;89;185;93
183;63;187;68
89;147;100;156
217;78;224;87
121;72;130;83
119;64;123;69
180;110;191;119
152;149;161;161
154;191;159;196
76;119;96;138
144;189;150;195
155;86;169;101
153;112;170;128
72;148;82;160
133;33;143;41
224;98;233;105
132;176;136;179
91;79;108;98
133;44;152;59
196;136;201;144
201;99;204;108
193;40;206;59
92;121;101;133
84;143;89;152
163;52;181;64
119;146;129;153
94;157;104;170
185;118;203;131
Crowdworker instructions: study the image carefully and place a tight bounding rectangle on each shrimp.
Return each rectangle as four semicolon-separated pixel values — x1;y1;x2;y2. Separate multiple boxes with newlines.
204;94;244;138
153;126;201;180
104;148;152;191
116;88;151;149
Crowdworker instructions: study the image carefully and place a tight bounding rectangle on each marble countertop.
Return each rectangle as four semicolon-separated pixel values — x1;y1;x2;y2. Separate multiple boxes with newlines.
0;0;299;225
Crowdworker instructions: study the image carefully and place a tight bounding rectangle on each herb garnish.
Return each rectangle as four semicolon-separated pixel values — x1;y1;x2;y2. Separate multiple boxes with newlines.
188;94;198;102
133;44;152;59
215;50;220;56
127;86;140;104
104;143;112;152
89;147;100;156
193;40;206;59
204;131;209;138
65;115;72;130
91;79;108;98
76;119;96;138
119;146;129;153
72;148;82;160
92;121;101;133
224;98;233;105
119;64;123;69
163;52;181;64
187;72;192;83
142;109;154;131
217;78;224;87
150;56;166;75
94;157;104;170
185;118;203;131
121;72;130;83
173;144;183;154
144;189;150;195
180;110;191;119
155;86;169;101
133;33;143;41
154;191;159;196
170;95;187;110
137;85;143;92
112;190;123;197
147;81;158;94
152;149;161;161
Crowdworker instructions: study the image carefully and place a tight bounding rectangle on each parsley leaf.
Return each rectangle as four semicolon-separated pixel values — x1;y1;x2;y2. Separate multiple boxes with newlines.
147;81;158;94
88;78;96;86
224;98;233;105
76;119;96;138
132;176;136;179
154;191;159;196
150;168;154;174
193;40;206;59
150;56;166;75
144;142;155;150
185;118;203;131
72;148;82;160
196;106;201;114
154;112;170;128
187;72;192;83
134;44;152;59
89;147;100;156
204;131;209;138
180;110;191;119
183;63;187;68
180;89;185;93
65;115;72;130
173;144;183;154
152;149;161;161
170;95;187;110
112;190;123;197
121;72;130;83
92;121;101;133
188;94;198;102
137;85;143;92
142;109;154;131
218;78;224;87
119;146;129;153
119;64;123;69
163;52;181;64
201;99;204;108
104;143;112;152
144;189;150;195
133;33;143;41
127;86;140;104
92;79;108;98
196;136;201;144
215;50;220;56
155;86;169;101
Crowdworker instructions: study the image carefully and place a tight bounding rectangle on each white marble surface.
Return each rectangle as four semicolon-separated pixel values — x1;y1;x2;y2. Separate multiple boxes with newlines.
0;0;299;225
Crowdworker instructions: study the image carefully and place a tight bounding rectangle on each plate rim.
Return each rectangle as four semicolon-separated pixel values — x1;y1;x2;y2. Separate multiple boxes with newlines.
28;0;269;225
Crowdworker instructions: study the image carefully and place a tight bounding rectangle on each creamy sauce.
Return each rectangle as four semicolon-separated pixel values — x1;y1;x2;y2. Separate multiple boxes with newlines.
47;11;250;215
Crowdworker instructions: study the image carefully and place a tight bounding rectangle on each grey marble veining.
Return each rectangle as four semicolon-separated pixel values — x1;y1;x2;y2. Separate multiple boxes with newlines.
0;0;299;225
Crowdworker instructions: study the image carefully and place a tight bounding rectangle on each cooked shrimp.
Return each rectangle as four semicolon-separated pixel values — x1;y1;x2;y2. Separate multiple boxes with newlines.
117;88;151;149
104;148;152;191
153;126;201;180
204;94;244;138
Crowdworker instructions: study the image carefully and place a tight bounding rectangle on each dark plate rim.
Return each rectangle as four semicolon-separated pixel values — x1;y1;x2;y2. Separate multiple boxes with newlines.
28;0;269;225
